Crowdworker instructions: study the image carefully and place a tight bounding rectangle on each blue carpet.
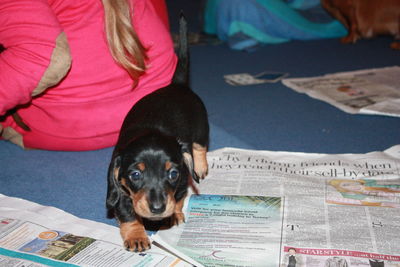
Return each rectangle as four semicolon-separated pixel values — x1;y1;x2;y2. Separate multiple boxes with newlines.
190;36;400;154
1;3;399;226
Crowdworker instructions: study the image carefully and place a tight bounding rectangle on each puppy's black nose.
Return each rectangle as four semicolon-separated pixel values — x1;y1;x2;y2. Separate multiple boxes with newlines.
150;203;166;214
149;189;166;214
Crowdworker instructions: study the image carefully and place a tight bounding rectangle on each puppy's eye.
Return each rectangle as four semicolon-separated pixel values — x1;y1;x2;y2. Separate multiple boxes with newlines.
128;170;142;180
168;169;179;180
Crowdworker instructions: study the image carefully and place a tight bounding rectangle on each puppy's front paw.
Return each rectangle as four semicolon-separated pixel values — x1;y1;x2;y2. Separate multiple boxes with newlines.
120;221;151;252
171;197;186;226
195;161;208;180
172;212;185;226
124;234;151;252
193;143;208;180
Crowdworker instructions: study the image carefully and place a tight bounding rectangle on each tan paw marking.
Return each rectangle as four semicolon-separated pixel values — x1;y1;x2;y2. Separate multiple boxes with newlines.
193;143;208;179
172;196;186;226
120;221;151;252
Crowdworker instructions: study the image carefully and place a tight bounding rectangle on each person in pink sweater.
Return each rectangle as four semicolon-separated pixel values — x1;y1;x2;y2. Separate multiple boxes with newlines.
0;0;177;151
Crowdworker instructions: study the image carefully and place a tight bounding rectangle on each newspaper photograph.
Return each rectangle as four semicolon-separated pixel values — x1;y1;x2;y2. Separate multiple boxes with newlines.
280;246;400;267
326;178;400;208
282;66;400;117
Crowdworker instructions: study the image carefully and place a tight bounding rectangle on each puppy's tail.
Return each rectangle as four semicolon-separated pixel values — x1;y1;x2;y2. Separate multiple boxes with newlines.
171;13;189;86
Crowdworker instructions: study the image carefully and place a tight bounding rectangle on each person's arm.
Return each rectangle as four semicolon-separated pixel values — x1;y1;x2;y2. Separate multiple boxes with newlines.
0;0;71;115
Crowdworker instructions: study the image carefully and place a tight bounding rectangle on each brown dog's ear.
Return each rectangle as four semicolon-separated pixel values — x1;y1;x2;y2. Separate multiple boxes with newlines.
106;155;122;215
179;141;200;183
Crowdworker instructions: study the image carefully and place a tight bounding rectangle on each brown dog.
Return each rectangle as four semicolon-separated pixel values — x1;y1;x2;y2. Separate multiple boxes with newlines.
322;0;400;49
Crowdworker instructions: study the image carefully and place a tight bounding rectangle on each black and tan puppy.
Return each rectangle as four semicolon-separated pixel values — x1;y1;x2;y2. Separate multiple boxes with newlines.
106;15;209;252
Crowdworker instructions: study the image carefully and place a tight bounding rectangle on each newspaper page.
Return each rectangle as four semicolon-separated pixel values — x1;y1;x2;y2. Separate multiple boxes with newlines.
153;194;283;267
282;66;400;117
154;145;400;267
0;194;192;267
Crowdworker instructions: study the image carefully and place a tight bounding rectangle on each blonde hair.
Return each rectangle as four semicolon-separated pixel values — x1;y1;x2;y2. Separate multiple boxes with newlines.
102;0;147;83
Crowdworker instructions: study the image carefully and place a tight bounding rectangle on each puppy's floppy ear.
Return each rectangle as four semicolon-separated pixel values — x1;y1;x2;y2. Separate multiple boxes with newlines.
106;155;122;213
179;141;200;183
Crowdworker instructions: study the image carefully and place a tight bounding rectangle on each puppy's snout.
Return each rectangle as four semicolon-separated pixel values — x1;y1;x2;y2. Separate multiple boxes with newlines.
150;202;166;214
149;189;166;214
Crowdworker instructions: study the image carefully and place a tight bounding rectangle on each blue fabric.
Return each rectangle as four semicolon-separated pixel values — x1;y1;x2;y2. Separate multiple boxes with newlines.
286;0;320;10
204;0;347;50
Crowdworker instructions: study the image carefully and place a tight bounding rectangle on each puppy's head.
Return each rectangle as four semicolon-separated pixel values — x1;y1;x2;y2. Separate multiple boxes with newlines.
107;133;194;220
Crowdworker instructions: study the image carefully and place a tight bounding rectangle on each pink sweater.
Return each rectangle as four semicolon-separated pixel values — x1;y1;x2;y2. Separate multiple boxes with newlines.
0;0;177;151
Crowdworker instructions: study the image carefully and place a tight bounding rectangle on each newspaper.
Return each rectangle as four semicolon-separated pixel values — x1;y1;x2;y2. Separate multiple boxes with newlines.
282;66;400;117
224;71;288;86
153;145;400;266
0;194;192;267
153;194;283;267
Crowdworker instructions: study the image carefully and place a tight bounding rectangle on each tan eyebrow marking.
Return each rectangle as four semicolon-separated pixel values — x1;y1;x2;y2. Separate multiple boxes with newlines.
165;161;172;170
137;162;146;171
